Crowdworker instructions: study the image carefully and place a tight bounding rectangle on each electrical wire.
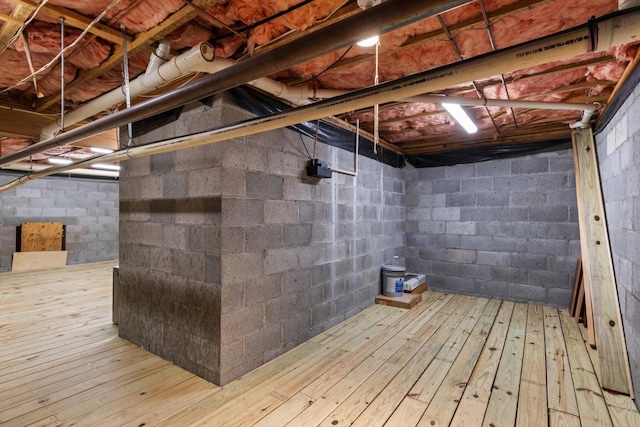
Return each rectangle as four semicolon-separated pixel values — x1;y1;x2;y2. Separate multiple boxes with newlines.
0;104;61;118
1;0;122;94
296;45;353;86
298;131;313;160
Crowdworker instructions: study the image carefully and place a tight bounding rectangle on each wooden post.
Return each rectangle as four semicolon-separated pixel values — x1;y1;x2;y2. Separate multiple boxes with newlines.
572;143;596;347
569;258;582;317
571;127;633;397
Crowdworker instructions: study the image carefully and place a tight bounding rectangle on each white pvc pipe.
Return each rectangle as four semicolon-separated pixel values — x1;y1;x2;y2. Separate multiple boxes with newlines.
39;42;216;140
145;39;170;74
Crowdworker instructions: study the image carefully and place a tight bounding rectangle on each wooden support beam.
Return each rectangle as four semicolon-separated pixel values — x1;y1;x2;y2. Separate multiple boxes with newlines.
571;130;600;345
9;0;131;45
571;127;633;397
0;3;33;55
0;108;54;139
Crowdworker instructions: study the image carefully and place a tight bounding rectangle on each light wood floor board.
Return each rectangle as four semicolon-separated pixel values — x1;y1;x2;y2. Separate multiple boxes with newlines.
1;262;638;426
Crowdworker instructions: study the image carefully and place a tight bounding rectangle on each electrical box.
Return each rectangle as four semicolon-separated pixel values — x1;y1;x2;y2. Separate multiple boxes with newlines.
306;159;332;179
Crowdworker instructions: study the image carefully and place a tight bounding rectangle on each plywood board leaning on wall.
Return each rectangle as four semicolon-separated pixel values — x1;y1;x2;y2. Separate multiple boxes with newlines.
12;222;67;271
20;222;63;251
571;127;633;397
12;251;68;272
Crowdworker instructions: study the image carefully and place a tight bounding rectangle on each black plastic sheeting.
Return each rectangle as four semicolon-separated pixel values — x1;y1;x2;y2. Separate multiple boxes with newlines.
227;86;405;168
227;86;581;169
406;139;573;168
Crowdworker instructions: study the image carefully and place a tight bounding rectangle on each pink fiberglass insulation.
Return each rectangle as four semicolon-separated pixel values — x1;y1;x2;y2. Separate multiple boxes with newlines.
48;0;184;33
284;0;619;88
115;0;184;33
0;138;30;156
32;62;78;99
206;0;346;55
11;22;111;70
0;49;76;96
66;51;149;104
0;0;19;15
165;24;212;51
489;0;616;49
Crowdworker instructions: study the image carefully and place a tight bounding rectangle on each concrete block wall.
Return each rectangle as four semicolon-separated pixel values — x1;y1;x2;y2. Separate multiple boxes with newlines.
0;171;118;271
118;94;405;385
405;149;580;307
595;79;640;406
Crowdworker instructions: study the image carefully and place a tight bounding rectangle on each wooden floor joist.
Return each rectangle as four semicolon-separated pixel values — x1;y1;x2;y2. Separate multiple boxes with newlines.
1;262;639;426
572;127;633;397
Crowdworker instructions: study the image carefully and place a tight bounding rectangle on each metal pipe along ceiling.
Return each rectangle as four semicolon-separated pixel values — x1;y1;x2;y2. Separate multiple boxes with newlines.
0;0;471;168
2;7;638;193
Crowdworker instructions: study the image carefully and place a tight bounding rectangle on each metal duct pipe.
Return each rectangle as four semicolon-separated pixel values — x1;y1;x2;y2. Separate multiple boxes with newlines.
0;0;471;167
39;41;214;140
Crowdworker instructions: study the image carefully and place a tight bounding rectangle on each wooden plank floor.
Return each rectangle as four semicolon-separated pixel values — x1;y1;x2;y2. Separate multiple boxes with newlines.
1;262;638;426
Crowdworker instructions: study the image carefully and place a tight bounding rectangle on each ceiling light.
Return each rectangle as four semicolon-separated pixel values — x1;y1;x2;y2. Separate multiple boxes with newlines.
92;163;121;171
442;103;478;134
48;157;73;165
357;35;379;47
356;0;381;47
90;147;114;154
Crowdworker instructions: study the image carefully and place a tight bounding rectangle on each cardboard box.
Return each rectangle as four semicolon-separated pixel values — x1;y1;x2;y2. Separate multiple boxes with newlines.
375;292;422;309
407;282;427;294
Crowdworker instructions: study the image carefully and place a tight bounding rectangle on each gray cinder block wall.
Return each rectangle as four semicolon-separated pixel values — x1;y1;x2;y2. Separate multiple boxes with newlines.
118;94;405;385
405;149;580;307
595;80;640;407
0;171;119;271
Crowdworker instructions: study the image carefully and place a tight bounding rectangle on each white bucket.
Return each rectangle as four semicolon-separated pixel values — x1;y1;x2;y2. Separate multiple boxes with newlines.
381;265;406;297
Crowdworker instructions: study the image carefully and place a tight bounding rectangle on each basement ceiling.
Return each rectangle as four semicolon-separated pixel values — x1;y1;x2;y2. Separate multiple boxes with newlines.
0;0;638;173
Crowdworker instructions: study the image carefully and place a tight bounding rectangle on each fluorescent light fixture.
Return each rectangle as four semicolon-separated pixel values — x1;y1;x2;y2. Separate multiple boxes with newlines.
357;35;379;47
90;147;114;154
48;157;73;165
92;163;120;171
442;103;478;134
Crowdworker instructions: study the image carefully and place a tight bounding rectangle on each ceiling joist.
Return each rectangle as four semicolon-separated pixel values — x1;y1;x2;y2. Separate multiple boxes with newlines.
34;0;220;112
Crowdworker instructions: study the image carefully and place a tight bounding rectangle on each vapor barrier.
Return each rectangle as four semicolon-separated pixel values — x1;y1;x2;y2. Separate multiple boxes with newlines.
227;86;405;169
406;140;573;168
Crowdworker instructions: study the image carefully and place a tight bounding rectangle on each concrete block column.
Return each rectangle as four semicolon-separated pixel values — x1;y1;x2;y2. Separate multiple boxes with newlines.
118;93;405;385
